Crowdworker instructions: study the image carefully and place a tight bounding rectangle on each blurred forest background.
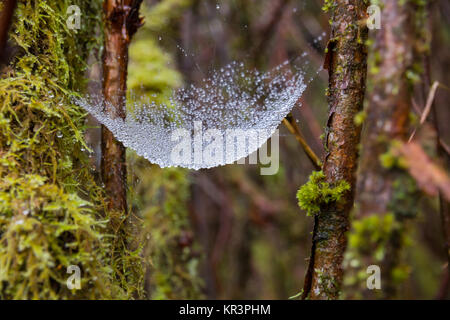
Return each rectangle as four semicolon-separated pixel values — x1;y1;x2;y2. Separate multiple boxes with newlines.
0;0;449;300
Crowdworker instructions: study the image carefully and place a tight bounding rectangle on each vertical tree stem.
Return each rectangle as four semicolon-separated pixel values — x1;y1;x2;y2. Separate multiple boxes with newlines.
303;0;368;300
102;0;143;231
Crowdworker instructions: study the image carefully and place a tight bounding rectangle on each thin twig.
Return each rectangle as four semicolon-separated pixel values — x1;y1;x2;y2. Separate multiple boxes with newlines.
420;81;440;124
282;114;322;170
409;81;440;142
439;138;450;158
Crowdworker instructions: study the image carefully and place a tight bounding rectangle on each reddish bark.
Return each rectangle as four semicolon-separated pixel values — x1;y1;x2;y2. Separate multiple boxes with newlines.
0;0;16;64
101;0;143;221
303;0;368;300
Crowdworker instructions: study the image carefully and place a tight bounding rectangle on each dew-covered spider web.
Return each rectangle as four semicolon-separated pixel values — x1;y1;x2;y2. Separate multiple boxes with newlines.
75;57;314;170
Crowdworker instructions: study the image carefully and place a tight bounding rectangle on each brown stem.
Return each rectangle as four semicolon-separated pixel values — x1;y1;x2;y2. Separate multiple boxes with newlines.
282;116;322;170
0;0;16;64
303;0;368;300
298;100;325;152
101;0;143;233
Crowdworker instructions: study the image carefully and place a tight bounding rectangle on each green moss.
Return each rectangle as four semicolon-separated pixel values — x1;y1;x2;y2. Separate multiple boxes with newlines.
344;208;415;297
409;112;419;127
405;69;421;84
379;141;408;169
128;40;182;101
343;213;398;298
0;0;131;299
354;110;367;126
322;0;337;13
128;156;203;299
369;51;382;76
388;176;419;219
140;0;192;33
379;152;397;169
391;265;410;283
296;171;351;216
348;214;397;255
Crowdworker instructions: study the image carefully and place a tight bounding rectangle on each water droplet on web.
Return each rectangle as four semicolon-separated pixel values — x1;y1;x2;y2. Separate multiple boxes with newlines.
75;58;312;170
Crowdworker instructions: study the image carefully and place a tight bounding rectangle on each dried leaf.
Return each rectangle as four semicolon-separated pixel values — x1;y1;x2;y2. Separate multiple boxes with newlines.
394;142;450;201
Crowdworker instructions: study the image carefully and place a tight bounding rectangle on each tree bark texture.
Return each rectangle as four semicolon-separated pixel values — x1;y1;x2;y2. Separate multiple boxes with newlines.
303;0;368;300
0;0;17;64
102;0;143;224
353;0;417;298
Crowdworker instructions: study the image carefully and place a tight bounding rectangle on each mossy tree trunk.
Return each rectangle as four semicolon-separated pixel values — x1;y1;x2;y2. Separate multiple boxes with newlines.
101;0;143;237
0;0;125;299
302;0;368;300
352;0;418;298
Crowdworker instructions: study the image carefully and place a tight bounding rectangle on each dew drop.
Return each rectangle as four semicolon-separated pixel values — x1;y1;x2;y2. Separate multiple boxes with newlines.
75;57;313;171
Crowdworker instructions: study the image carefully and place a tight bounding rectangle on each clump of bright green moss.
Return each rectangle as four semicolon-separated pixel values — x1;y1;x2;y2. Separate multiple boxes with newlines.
296;171;350;216
322;0;337;13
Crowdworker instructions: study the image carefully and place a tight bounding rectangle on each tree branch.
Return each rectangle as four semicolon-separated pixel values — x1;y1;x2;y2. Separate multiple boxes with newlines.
303;0;369;300
282;115;322;170
101;0;143;241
